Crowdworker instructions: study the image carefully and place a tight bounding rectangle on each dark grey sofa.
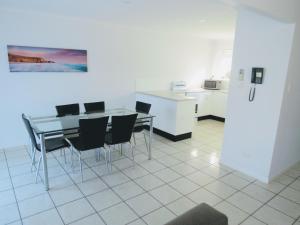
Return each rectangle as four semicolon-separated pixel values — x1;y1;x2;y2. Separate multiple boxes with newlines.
165;203;228;225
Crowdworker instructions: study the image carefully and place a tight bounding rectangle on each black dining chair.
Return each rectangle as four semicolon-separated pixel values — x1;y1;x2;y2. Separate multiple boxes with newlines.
105;114;138;170
66;117;109;181
22;114;70;182
84;101;105;113
56;103;80;117
55;103;80;139
133;101;151;151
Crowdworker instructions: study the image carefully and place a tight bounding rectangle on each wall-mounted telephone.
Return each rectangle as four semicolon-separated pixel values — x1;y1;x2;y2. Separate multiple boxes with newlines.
251;68;264;84
249;67;264;102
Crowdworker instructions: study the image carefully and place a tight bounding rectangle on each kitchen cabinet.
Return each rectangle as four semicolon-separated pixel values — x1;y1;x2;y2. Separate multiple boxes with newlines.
186;90;228;118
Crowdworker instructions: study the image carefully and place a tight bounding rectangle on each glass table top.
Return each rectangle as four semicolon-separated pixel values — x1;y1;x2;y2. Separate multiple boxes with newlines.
29;108;154;135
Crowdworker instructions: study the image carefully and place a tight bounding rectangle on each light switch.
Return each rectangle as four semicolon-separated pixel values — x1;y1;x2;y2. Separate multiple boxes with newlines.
239;69;245;81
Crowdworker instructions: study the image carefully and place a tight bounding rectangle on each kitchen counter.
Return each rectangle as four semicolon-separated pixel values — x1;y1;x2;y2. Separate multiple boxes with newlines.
136;91;195;101
136;92;196;141
185;88;228;94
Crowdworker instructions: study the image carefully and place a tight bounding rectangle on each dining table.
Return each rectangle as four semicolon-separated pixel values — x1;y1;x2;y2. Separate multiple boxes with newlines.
29;108;155;190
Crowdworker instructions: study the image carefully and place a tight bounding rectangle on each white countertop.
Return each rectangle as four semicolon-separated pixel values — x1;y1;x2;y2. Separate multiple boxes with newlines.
136;91;196;101
185;88;228;94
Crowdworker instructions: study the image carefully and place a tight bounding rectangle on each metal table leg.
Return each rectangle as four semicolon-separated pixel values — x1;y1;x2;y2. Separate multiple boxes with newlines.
39;133;49;190
148;117;153;160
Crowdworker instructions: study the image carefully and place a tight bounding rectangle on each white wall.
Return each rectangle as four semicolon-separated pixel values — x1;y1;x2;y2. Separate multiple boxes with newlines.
269;11;300;179
0;9;219;148
221;9;295;182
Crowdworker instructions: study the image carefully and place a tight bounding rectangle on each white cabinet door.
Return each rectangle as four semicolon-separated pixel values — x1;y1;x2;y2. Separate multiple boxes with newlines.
211;92;228;118
186;92;211;117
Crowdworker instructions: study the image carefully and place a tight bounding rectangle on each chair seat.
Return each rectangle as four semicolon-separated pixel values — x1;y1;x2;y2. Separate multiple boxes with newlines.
133;125;147;133
37;137;70;152
68;136;83;150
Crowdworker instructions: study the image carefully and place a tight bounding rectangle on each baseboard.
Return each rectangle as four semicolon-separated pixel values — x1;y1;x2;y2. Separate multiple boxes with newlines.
197;115;225;122
144;126;192;142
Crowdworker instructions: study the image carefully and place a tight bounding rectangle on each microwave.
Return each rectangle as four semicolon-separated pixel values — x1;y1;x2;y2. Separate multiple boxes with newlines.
203;80;222;90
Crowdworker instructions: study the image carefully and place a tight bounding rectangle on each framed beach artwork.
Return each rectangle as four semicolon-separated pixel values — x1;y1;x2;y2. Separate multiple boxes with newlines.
7;45;88;72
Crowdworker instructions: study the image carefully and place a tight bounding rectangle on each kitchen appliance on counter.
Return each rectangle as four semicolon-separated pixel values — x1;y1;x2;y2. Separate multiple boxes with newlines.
171;81;187;93
203;80;222;90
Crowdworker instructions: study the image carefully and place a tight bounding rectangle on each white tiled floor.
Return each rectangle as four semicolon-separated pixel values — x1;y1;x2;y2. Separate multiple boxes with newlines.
1;119;300;225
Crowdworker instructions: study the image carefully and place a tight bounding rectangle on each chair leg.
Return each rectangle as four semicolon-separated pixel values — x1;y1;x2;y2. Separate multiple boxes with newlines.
133;133;136;145
143;132;149;153
35;155;42;183
108;146;112;172
120;144;123;156
78;152;83;182
130;142;135;166
63;148;67;164
103;147;109;171
30;147;37;172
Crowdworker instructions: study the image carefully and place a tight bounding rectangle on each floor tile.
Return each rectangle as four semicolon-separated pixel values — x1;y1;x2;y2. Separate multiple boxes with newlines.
0;203;20;224
227;192;263;214
240;216;266;225
143;207;176;225
14;183;45;201
0;189;16;207
290;179;300;191
169;177;199;195
113;158;134;170
102;172;130;187
126;193;161;216
242;183;275;203
69;168;98;183
113;181;144;200
201;165;231;178
170;163;197;176
57;198;95;224
205;180;236;199
274;174;294;185
77;178;108;196
149;185;182;205
69;213;105;225
0;177;13;192
87;189;121;211
49;185;83;206
215;201;249;225
279;187;300;203
255;180;285;193
127;219;147;225
18;193;54;218
186;171;215;186
139;160;166;173
122;165;149;179
100;202;138;225
220;173;250;189
156;155;181;167
166;197;196;216
254;205;294;225
135;174;164;191
268;195;300;218
187;188;222;206
154;168;181;183
186;158;211;170
22;208;64;225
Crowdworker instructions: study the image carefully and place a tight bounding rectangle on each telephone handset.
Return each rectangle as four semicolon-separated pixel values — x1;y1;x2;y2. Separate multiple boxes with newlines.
249;67;264;102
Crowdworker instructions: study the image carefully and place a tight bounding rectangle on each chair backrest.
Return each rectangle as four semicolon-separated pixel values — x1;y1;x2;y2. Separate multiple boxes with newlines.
22;114;39;150
84;101;105;113
136;101;151;114
79;117;109;150
111;114;138;144
56;103;80;117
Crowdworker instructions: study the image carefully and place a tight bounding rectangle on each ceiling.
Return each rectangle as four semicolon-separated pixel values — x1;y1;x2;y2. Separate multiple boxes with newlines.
0;0;237;39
